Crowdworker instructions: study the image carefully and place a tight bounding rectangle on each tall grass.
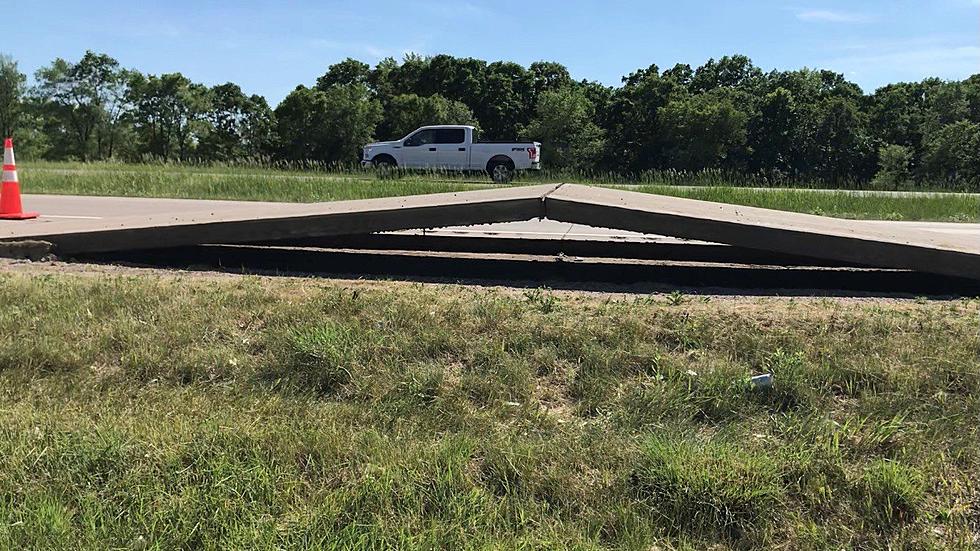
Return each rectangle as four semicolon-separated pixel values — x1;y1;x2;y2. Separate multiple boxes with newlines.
0;273;978;548
25;158;978;192
18;163;497;203
633;185;980;222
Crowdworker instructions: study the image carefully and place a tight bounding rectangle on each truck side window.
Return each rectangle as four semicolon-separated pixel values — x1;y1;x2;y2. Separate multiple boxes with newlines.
434;128;466;144
405;130;436;147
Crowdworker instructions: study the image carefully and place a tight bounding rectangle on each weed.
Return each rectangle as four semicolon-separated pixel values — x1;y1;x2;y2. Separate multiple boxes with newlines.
856;460;926;531
633;435;785;544
278;322;362;393
664;290;689;306
522;287;560;313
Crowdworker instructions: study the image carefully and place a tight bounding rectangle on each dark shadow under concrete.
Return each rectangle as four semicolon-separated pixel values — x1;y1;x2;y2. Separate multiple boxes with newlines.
77;244;980;299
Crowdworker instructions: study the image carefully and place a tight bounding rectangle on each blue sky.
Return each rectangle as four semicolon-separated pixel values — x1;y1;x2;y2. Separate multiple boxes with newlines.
5;0;979;104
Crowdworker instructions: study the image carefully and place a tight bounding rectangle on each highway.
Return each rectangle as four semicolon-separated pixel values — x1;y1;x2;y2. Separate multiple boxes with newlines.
3;192;978;295
17;193;980;243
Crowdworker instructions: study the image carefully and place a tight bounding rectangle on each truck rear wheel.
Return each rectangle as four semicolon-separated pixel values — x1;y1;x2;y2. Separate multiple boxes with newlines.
488;160;515;184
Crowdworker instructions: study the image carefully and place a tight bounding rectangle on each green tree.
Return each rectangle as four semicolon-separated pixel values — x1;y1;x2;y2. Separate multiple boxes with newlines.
382;93;476;139
522;86;605;171
922;121;980;188
273;84;382;165
870;82;928;158
17;49;980;186
690;55;763;94
658;90;748;170
749;87;801;173
872;144;913;188
663;64;694;88
417;55;487;103
34;51;132;160
368;57;399;104
198;83;274;161
965;74;980;123
804;98;875;182
127;72;211;161
0;55;26;139
386;53;429;98
316;58;371;90
767;68;863;104
604;64;685;171
0;56;52;160
920;79;969;138
475;61;533;140
529;61;571;100
578;80;614;127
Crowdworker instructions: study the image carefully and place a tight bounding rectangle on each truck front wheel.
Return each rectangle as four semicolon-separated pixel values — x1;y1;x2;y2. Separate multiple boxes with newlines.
488;160;515;184
372;156;397;179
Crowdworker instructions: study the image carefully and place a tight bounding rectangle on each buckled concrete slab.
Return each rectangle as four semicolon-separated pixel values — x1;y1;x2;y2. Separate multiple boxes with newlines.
0;185;559;255
544;184;980;280
1;183;979;280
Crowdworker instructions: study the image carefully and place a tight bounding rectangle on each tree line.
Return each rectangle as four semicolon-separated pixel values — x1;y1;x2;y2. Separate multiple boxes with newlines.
1;50;978;189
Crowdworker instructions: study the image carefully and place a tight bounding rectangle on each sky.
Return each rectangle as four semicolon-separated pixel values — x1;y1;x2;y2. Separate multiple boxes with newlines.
4;0;979;104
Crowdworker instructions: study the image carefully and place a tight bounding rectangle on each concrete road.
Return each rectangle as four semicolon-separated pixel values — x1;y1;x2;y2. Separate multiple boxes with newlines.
16;194;689;243
18;194;284;219
17;193;980;243
5;189;979;280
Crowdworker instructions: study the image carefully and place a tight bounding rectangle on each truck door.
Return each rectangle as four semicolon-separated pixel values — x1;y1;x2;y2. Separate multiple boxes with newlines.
434;128;469;169
401;129;438;168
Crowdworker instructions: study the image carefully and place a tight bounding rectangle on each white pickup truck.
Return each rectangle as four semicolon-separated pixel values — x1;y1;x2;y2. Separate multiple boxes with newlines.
362;125;541;183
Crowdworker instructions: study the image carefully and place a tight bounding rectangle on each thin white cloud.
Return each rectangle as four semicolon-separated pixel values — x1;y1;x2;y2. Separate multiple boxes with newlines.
796;10;874;23
821;45;980;87
308;39;428;61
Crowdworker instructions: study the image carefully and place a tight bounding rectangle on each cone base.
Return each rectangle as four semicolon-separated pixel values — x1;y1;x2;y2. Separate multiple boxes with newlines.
0;211;38;220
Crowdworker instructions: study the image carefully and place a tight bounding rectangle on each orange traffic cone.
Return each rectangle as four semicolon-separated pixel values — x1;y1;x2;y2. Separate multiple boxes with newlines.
0;138;38;220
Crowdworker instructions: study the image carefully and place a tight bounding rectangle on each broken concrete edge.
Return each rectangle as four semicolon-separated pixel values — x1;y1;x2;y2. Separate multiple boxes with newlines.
254;234;859;267
0;240;55;261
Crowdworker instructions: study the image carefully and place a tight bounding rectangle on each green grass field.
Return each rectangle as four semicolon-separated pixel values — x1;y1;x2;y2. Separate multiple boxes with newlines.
18;162;980;222
1;272;978;549
20;163;497;203
630;185;980;223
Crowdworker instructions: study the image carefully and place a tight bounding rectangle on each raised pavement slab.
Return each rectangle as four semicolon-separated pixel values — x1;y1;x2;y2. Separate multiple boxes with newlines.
546;184;980;280
1;185;979;280
0;186;557;254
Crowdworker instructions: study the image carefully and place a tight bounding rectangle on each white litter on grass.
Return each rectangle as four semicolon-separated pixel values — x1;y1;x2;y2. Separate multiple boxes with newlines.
750;373;774;389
